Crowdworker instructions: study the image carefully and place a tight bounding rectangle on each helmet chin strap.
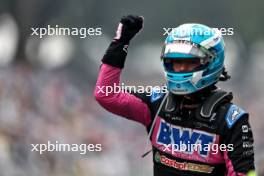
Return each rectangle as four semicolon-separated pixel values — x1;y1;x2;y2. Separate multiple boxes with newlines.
219;67;231;81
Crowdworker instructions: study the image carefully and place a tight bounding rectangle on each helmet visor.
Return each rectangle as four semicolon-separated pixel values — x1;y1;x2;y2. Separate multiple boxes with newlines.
163;57;209;73
161;40;215;63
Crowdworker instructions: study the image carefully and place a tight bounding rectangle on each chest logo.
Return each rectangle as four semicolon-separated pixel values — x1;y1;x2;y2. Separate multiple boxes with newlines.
156;120;216;157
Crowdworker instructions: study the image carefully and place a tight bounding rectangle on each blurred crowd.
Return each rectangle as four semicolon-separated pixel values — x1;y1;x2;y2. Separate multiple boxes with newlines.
0;64;153;176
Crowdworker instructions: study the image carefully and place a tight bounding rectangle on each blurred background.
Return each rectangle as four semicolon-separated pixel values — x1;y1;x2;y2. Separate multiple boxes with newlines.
0;0;264;175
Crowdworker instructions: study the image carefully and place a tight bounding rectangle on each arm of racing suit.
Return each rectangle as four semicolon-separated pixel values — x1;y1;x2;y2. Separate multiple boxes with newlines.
94;64;151;126
223;105;255;176
94;15;151;127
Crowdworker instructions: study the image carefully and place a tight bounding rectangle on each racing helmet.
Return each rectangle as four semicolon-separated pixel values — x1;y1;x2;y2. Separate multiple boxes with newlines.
161;23;227;95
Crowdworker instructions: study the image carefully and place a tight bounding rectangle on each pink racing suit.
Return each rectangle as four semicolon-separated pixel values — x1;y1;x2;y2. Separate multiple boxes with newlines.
94;63;255;176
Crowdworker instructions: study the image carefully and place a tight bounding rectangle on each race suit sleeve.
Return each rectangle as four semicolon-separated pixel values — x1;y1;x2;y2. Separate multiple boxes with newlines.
223;113;255;176
94;63;151;127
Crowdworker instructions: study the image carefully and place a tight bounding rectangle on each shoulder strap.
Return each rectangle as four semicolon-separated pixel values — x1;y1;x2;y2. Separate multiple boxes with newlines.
196;89;233;121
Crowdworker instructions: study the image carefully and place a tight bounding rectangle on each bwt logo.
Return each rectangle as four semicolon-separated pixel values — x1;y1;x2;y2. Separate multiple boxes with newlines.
157;121;216;157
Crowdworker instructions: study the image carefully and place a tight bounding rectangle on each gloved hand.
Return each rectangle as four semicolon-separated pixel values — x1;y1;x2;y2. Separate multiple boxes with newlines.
114;15;143;44
102;15;144;68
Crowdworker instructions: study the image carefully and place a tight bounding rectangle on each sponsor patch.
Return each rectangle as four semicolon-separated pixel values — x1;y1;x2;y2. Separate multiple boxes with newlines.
225;105;246;128
150;89;164;102
156;119;216;157
155;152;214;173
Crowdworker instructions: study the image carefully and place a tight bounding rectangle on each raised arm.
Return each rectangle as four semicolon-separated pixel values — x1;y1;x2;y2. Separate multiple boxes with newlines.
94;15;151;127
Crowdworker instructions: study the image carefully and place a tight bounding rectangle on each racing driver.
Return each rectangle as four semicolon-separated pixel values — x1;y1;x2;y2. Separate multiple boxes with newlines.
94;15;256;176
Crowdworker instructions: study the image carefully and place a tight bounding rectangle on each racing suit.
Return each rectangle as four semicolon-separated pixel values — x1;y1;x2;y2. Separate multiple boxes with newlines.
94;15;255;176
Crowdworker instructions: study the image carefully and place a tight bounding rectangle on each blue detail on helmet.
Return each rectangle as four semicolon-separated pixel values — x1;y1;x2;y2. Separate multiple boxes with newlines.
164;53;195;58
161;23;225;95
225;104;247;129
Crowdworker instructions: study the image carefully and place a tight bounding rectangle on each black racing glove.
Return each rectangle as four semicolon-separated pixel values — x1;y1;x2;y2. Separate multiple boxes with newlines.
102;15;143;68
113;15;143;44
